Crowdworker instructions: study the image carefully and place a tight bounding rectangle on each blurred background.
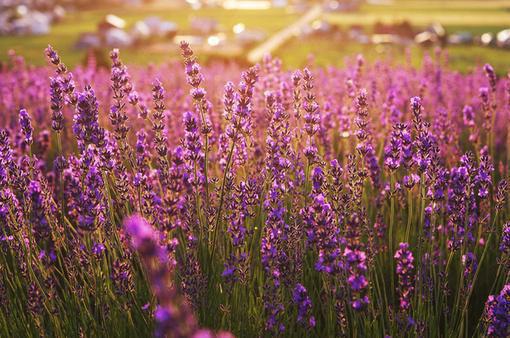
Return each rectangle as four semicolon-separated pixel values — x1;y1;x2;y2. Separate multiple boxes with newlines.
1;0;510;72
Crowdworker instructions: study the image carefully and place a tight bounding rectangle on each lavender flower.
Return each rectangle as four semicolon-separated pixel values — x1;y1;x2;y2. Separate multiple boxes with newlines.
384;126;401;171
476;148;493;199
484;64;497;93
344;247;369;310
109;49;132;148
302;68;320;138
462;252;478;279
484;284;510;337
500;222;510;256
49;77;64;132
124;215;199;338
28;180;51;244
292;283;316;328
394;242;414;311
74;86;105;149
19;109;33;146
75;147;105;231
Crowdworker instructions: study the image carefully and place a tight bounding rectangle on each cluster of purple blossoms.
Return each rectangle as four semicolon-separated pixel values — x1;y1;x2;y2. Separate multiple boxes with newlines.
476;148;493;198
124;215;199;338
302;68;320;162
303;193;341;274
19;109;33;146
410;97;434;172
109;49;132;146
219;66;258;168
344;247;369;310
151;79;170;188
484;284;510;337
484;64;497;93
226;179;258;250
500;222;510;256
45;44;77;105
27;180;51;244
462;105;476;141
183;110;205;187
73;86;105;149
180;41;212;138
222;253;247;286
76;148;106;231
260;91;292;333
394;242;415;311
292;283;316;328
385;126;401;171
49;77;64;132
461;252;478;280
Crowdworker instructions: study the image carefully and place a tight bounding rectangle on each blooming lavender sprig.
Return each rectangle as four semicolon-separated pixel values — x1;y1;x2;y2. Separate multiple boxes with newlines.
462;105;479;144
495;180;508;211
344;247;369;310
292;283;316;328
302;68;320;163
480;87;492;132
292;70;302;119
124;215;196;336
354;89;369;155
302;69;320;138
352;89;380;186
500;222;510;256
109;49;132;149
0;187;23;230
394;242;414;311
45;45;66;75
462;252;478;280
28;180;51;244
49;77;64;132
19;109;33;146
484;64;497;93
302;193;341;274
180;41;211;211
180;41;211;136
45;45;77;105
409;97;433;172
483;284;510;337
476;147;494;198
218;82;236;167
73;85;105;150
261;92;292;333
151;79;170;188
219;66;258;168
397;123;413;168
384;126;401;171
183;111;204;185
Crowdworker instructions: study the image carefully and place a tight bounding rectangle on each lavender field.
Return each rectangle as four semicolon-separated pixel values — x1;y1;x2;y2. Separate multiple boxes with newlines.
0;43;509;337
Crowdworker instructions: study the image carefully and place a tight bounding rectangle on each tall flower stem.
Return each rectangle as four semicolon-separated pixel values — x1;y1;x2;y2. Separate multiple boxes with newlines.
210;139;236;264
457;214;498;335
389;172;396;304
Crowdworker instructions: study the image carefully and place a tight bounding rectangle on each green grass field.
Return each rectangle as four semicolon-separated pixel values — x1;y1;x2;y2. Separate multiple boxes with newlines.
1;0;510;73
283;0;510;73
277;39;510;74
0;5;298;66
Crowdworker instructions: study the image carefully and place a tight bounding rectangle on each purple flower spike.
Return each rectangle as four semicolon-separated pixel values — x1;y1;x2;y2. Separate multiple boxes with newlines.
19;109;33;146
394;242;415;311
124;215;161;256
484;284;510;337
292;283;316;329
